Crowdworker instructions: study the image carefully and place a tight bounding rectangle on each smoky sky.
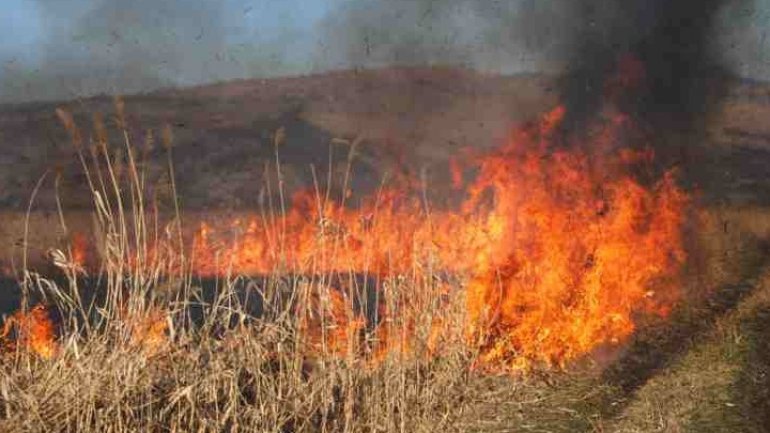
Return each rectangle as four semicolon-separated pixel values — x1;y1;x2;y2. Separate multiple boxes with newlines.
0;0;767;103
560;0;734;133
0;0;322;102
2;0;230;102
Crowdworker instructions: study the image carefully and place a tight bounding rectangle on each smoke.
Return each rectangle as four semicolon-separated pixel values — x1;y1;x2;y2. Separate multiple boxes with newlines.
321;0;741;135
314;0;748;145
559;0;736;136
54;0;225;96
717;0;770;79
312;0;576;74
1;0;236;102
0;0;761;104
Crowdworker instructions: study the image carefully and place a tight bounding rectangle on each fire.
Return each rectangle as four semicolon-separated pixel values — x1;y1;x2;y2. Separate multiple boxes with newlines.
35;60;688;370
124;307;170;356
0;304;58;359
70;231;89;270
0;303;168;359
463;108;687;369
298;286;365;357
185;105;687;370
369;280;459;364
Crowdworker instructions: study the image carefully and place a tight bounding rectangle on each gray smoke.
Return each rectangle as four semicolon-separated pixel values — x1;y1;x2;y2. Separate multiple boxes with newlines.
312;0;574;73
0;0;764;104
2;0;230;102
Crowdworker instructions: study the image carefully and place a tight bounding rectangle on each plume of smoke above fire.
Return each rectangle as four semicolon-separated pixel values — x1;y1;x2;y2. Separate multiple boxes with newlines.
559;0;731;132
0;0;764;103
322;0;753;139
552;0;761;177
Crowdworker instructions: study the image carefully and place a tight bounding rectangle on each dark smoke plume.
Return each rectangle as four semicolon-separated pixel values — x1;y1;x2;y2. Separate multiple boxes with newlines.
559;0;734;146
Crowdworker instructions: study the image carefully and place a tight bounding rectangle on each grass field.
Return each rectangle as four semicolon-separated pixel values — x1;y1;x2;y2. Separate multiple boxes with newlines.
0;73;769;432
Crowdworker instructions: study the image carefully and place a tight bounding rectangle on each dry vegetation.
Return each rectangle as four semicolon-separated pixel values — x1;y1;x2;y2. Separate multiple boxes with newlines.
0;96;769;432
0;103;478;433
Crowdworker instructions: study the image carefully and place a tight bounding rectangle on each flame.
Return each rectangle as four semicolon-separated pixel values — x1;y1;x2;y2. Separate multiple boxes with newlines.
0;303;169;359
298;286;365;357
464;115;687;369
125;307;169;356
18;104;684;370
70;231;89;270
29;65;688;370
0;304;58;359
183;105;687;370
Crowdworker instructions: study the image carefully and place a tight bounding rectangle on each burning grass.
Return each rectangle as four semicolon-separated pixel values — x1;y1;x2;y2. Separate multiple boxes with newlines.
0;288;472;432
0;96;697;431
455;206;770;433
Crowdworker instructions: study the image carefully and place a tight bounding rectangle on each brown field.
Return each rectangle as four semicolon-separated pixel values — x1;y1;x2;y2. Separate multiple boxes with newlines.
0;67;769;431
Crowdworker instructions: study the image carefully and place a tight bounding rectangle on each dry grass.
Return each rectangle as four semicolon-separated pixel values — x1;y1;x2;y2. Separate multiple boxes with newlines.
606;256;770;433
2;99;770;432
0;104;476;433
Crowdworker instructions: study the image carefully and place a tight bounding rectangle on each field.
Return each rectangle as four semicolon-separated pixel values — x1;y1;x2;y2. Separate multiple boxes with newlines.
0;67;769;432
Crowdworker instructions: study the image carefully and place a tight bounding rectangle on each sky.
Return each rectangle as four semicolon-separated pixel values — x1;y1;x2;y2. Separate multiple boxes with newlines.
0;0;768;103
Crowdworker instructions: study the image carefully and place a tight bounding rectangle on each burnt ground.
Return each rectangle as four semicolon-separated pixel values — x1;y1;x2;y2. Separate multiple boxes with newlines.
1;67;770;431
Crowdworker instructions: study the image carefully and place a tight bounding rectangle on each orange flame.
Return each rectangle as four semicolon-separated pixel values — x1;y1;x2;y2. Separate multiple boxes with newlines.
464;113;687;369
184;105;687;370
1;304;58;359
28;98;687;370
124;307;169;356
298;287;365;357
70;231;89;270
